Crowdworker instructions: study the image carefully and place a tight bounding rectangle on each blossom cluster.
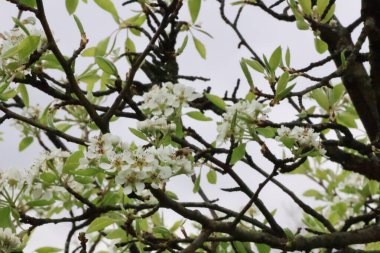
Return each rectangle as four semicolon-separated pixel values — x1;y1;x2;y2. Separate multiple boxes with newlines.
276;126;326;155
82;134;194;195
0;228;21;253
0;167;33;193
0;149;70;203
217;100;270;143
141;82;202;118
0;17;47;77
137;117;176;133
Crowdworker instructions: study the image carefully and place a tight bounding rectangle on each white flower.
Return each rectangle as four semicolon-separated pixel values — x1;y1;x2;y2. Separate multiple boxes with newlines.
276;126;326;155
115;169;146;195
137;117;176;132
141;82;202;117
0;228;21;253
32;149;70;174
0;167;33;193
99;152;128;171
216;99;270;143
86;134;119;159
0;23;47;61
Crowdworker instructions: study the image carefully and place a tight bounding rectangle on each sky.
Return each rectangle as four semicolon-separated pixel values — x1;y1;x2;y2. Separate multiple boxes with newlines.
0;0;362;252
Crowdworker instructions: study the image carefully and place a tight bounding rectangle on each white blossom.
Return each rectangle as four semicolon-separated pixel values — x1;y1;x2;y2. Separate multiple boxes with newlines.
86;133;120;159
216;100;270;143
141;82;202;117
276;126;326;155
137;117;176;132
0;21;47;76
0;167;31;192
113;144;194;194
0;228;21;253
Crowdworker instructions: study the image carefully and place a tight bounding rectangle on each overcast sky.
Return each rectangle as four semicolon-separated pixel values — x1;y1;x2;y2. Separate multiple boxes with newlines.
0;0;361;251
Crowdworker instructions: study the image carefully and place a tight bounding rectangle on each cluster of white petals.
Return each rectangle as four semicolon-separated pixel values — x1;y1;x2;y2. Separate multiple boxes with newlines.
0;17;47;75
0;167;31;192
276;126;326;155
32;149;70;174
83;134;194;195
141;82;202;117
0;228;21;253
137;117;176;132
217;100;270;143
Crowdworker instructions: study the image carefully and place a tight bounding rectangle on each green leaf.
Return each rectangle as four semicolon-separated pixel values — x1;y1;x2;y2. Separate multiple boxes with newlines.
280;136;296;149
177;35;188;55
240;59;254;88
68;167;101;176
125;37;136;53
73;15;85;35
0;89;17;101
12;17;30;35
18;35;40;59
86;217;115;233
2;45;20;59
152;226;172;239
321;4;335;23
95;37;110;56
40;172;58;184
337;112;357;128
368;180;379;195
256;127;276;138
129;127;148;141
285;47;291;67
303;189;323;200
56;123;73;132
18;84;29;107
269;46;282;71
332;83;345;105
317;0;329;15
165;191;179;200
19;136;33;151
19;0;36;7
95;56;118;76
81;47;96;57
296;19;310;30
205;93;226;110
275;83;295;101
230;143;246;165
245;59;265;73
298;0;312;15
27;199;55;207
169;220;184;232
193;36;206;59
188;0;201;23
256;243;271;253
66;0;79;15
93;0;119;24
0;206;12;228
0;83;10;94
175;118;184;139
35;247;62;253
276;72;289;94
62;151;84;173
206;169;217;184
40;53;63;70
106;228;126;240
193;170;201;193
186;111;212;121
314;38;328;54
311;89;329;111
232;242;248;253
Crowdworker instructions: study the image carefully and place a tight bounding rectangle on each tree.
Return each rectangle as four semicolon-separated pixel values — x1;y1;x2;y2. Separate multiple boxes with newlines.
0;0;380;252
